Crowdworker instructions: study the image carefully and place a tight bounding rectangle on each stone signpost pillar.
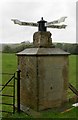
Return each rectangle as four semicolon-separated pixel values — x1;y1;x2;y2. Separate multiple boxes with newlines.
17;31;70;111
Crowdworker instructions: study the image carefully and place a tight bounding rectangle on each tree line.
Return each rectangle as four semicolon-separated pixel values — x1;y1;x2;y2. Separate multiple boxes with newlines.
55;43;78;55
2;43;33;53
2;42;78;55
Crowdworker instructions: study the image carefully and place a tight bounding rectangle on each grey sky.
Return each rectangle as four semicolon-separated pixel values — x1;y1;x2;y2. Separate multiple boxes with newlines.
0;0;77;43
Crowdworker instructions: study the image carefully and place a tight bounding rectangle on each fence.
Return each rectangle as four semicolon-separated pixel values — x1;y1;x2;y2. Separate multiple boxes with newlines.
0;73;16;116
0;70;21;117
69;83;78;96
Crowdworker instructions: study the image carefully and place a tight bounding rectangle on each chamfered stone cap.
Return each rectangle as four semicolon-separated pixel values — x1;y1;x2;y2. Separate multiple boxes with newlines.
16;48;70;56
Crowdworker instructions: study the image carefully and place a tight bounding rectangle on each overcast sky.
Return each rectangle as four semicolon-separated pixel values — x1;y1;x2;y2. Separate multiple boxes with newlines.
0;0;77;44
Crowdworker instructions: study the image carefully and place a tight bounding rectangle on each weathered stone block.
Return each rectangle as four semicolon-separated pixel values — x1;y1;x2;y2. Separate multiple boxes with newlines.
33;31;52;47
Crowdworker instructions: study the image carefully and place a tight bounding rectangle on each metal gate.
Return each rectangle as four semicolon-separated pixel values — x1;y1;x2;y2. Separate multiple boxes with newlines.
0;73;16;117
0;70;21;118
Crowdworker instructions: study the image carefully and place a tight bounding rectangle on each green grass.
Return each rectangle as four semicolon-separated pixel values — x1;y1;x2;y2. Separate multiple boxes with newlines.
2;53;17;73
0;53;78;118
69;55;76;87
40;107;77;118
68;55;77;98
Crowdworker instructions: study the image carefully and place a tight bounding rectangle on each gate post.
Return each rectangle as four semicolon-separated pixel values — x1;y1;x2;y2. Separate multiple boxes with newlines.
17;69;21;113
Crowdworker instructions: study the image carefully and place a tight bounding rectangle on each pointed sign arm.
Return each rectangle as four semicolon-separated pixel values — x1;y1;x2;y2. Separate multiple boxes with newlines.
11;19;38;27
47;24;67;29
46;16;67;26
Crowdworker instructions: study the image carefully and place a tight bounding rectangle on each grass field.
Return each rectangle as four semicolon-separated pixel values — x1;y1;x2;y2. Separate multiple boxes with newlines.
0;53;78;118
